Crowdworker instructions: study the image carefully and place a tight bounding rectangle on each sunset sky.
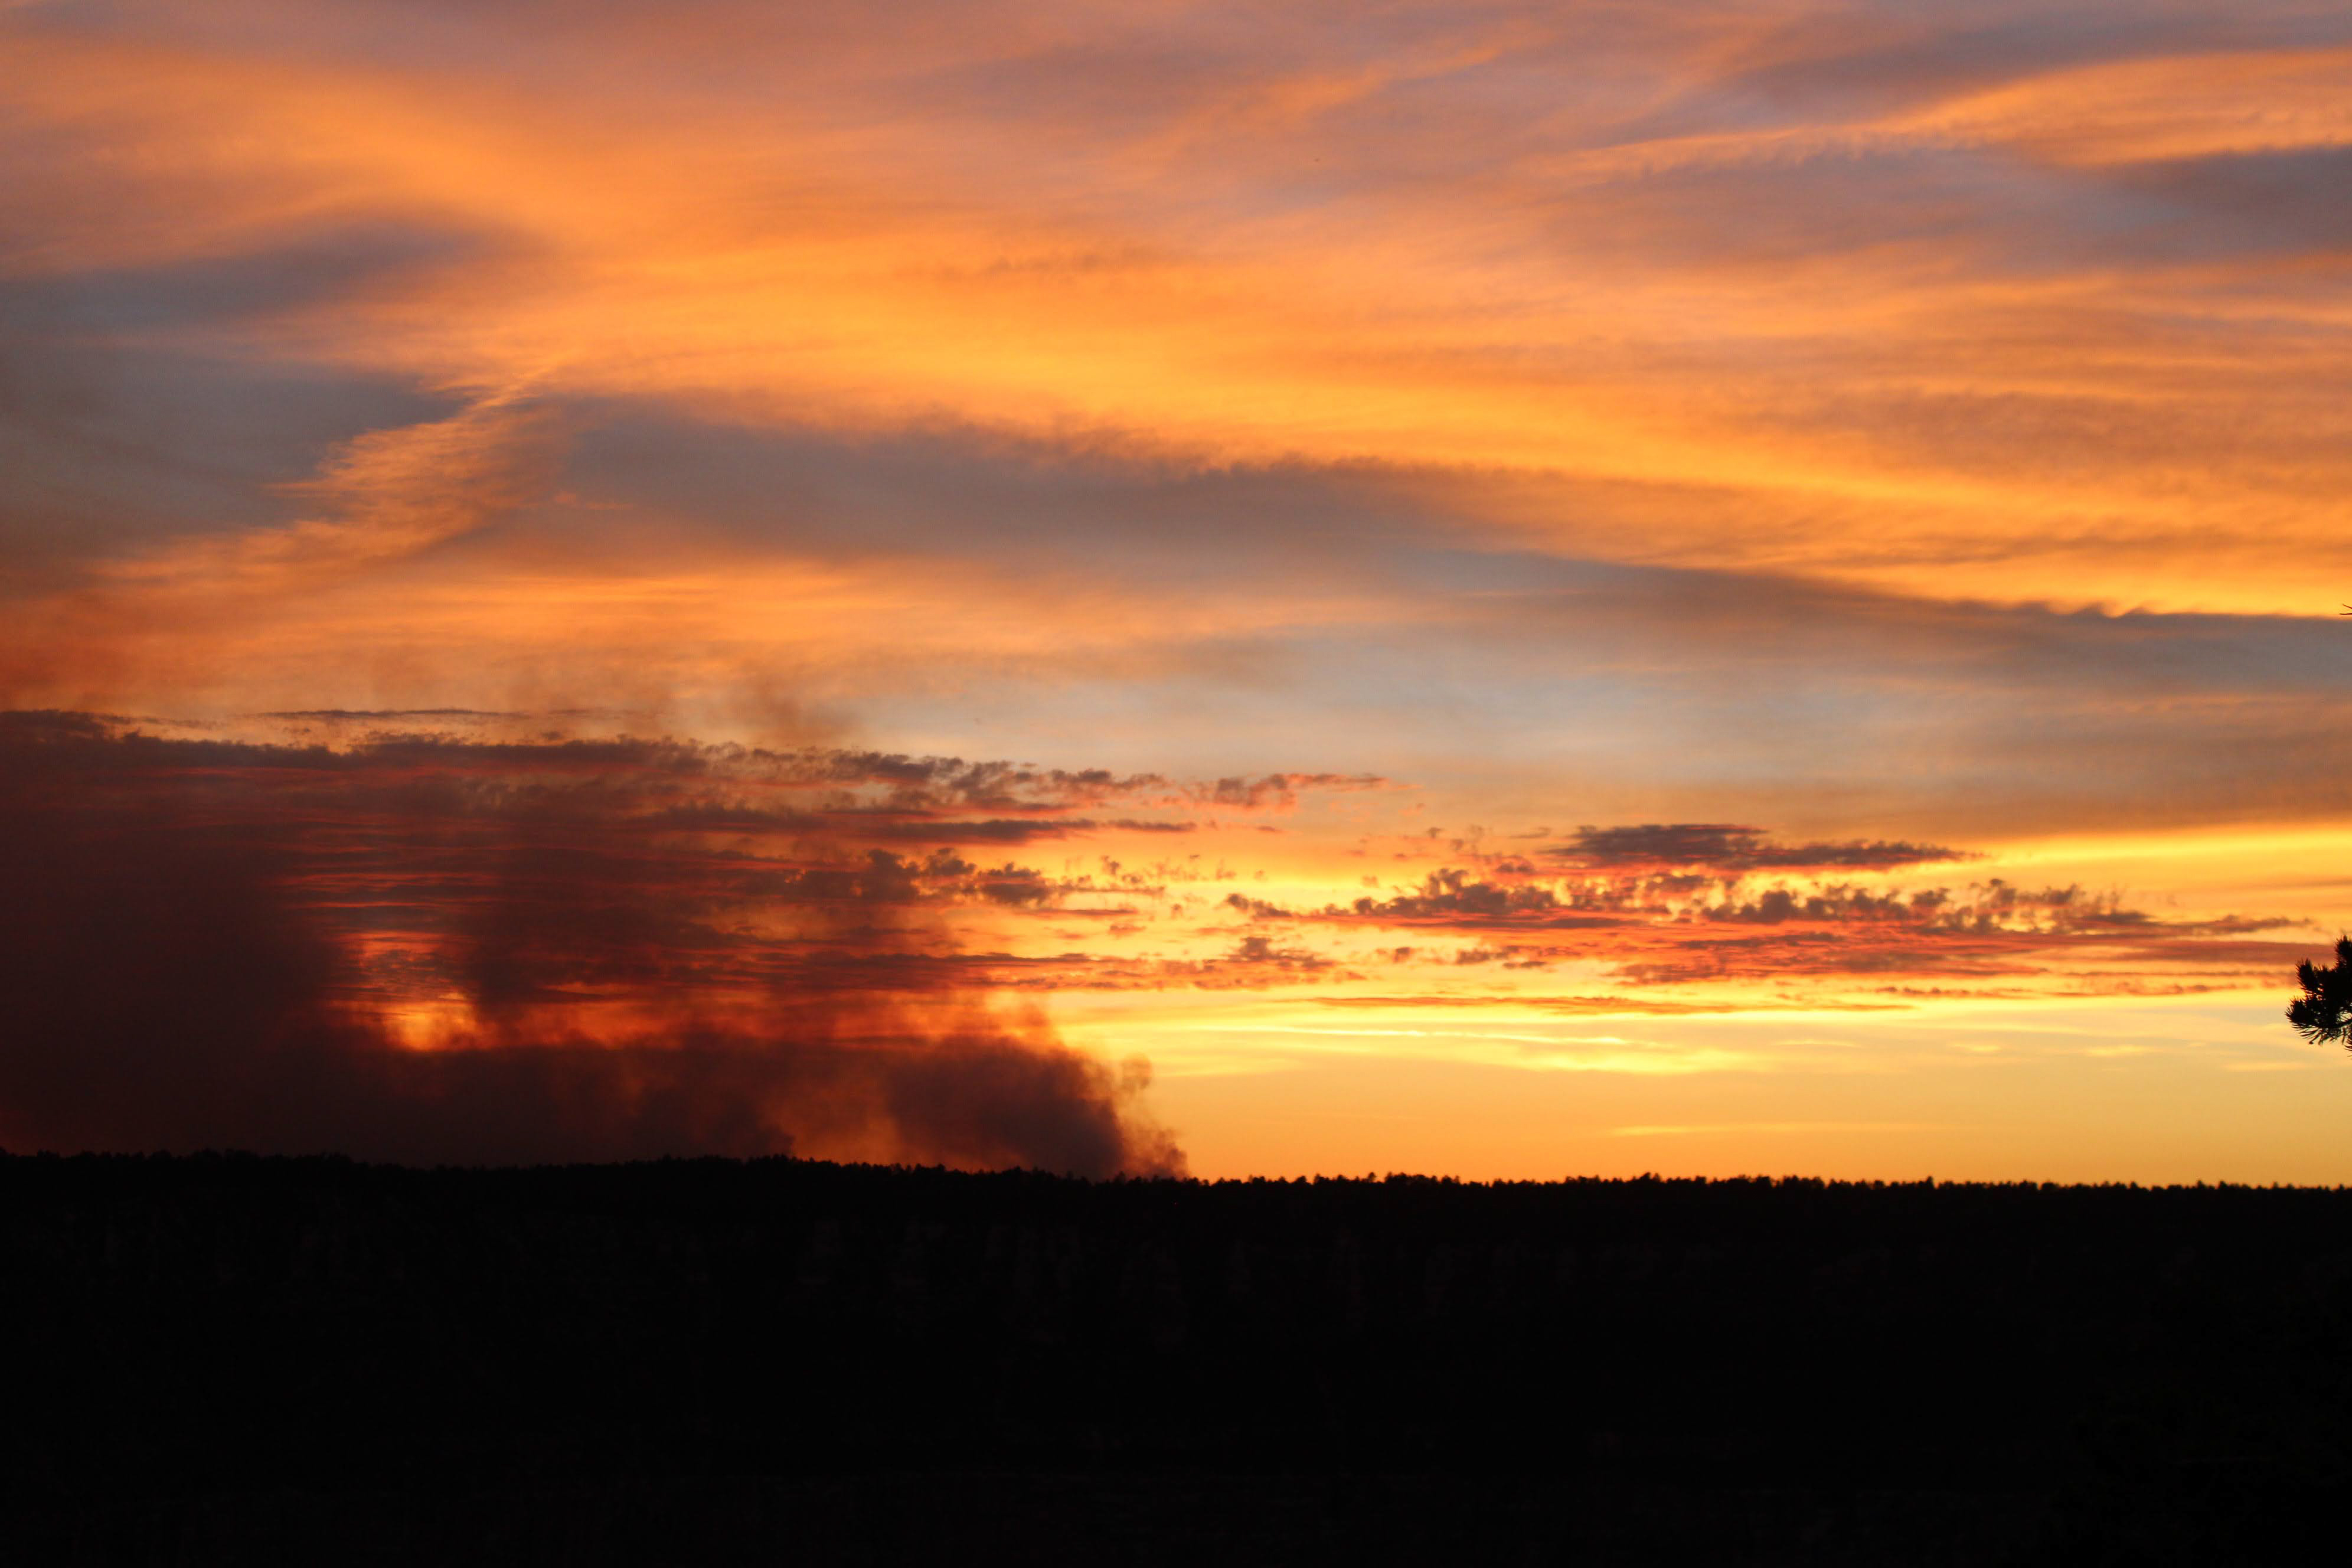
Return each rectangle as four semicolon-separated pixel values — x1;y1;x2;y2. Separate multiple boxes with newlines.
7;0;2352;1180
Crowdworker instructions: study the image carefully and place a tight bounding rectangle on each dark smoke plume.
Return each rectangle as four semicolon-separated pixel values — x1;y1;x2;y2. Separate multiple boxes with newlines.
0;713;1182;1174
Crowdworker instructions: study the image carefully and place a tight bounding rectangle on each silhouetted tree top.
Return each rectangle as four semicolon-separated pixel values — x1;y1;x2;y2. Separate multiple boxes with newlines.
2288;936;2352;1047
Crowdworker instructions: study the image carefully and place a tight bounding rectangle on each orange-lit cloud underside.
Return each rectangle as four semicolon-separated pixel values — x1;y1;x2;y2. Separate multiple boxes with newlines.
6;3;2351;624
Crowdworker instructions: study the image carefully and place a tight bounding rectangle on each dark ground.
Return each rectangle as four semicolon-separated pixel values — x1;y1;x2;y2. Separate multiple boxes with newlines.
4;1153;2350;1565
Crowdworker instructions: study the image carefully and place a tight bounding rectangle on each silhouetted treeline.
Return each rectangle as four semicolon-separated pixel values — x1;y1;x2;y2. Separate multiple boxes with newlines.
5;1153;2350;1565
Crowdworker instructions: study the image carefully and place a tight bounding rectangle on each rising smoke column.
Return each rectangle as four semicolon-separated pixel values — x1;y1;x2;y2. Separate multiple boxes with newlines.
0;712;1182;1173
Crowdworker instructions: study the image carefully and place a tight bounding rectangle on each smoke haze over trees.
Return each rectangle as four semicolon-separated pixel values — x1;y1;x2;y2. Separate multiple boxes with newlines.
0;711;1180;1174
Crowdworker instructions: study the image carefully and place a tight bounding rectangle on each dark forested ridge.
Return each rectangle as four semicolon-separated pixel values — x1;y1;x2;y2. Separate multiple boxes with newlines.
6;1153;2351;1565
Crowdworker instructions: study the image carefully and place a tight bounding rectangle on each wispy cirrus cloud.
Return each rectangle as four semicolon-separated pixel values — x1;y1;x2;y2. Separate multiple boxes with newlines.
7;0;2350;622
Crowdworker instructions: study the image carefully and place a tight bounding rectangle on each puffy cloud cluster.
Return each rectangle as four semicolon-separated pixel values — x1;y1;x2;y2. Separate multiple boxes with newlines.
1228;839;2304;994
1549;824;1964;874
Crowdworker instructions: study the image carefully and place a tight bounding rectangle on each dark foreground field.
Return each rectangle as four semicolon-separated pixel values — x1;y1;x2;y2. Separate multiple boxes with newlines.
6;1155;2351;1565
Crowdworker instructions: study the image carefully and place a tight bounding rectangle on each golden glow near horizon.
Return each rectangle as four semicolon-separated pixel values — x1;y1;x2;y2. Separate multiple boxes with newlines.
7;1;2352;1178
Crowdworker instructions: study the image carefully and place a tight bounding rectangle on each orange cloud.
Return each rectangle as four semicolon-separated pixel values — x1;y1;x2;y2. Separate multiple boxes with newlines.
8;3;2349;630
